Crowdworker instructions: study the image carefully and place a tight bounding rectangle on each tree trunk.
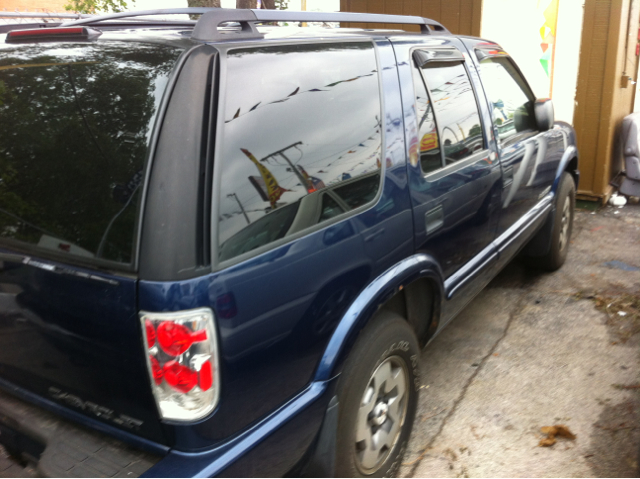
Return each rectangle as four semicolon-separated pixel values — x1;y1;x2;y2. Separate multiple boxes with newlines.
187;0;221;7
261;0;275;8
236;0;257;8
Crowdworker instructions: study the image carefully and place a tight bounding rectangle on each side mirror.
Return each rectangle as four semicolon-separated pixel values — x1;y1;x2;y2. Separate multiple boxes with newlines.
534;98;554;131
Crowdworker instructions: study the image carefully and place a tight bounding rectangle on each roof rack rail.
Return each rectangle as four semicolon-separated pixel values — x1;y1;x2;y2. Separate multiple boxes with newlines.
61;8;450;39
61;8;213;26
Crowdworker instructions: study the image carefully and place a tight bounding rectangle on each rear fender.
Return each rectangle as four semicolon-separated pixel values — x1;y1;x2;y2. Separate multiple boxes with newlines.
313;254;444;382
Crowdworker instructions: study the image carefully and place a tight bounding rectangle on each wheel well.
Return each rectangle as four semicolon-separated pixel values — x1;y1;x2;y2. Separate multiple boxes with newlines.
377;278;438;347
566;157;578;187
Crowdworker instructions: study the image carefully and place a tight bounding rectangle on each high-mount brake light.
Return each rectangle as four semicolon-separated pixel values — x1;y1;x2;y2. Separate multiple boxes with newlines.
5;26;101;43
140;308;219;421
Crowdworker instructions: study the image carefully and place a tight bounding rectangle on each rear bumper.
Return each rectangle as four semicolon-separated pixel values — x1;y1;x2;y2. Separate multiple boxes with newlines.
0;376;336;478
143;378;336;477
0;388;161;477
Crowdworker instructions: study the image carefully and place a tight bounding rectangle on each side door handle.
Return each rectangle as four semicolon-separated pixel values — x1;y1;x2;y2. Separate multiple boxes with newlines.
425;205;444;235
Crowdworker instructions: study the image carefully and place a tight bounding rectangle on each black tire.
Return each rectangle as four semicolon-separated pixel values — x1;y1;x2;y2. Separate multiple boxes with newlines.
538;172;575;271
335;312;420;477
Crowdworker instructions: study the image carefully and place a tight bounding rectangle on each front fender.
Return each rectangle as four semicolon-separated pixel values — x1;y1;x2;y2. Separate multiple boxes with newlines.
313;254;444;382
552;145;579;193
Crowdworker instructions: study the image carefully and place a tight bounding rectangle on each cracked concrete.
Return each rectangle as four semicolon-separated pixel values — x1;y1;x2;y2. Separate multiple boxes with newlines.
401;202;640;477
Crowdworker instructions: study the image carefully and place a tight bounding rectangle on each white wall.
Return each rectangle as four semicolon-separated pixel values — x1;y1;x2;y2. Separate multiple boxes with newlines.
552;0;584;124
481;0;584;124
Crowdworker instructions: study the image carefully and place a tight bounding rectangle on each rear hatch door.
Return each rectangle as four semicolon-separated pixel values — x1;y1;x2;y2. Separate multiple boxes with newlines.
0;32;187;444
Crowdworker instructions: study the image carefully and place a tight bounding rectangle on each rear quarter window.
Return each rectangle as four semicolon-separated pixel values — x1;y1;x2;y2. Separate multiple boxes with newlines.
0;41;183;266
217;42;382;263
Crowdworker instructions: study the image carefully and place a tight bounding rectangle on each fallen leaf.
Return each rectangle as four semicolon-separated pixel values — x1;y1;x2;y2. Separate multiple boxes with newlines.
554;425;576;439
539;425;576;447
539;437;557;447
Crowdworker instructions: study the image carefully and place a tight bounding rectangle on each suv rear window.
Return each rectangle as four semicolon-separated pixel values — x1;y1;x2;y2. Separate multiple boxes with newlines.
0;41;183;266
217;42;382;263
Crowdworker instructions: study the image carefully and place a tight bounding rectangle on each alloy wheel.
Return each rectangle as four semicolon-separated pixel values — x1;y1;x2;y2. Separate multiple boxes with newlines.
354;355;409;474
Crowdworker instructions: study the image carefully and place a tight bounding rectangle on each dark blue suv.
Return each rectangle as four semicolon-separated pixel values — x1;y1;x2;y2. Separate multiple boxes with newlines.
0;8;578;477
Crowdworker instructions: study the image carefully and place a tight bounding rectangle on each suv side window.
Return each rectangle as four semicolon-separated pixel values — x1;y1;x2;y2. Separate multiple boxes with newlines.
217;42;382;263
412;58;484;173
477;56;537;145
412;63;442;174
418;61;484;167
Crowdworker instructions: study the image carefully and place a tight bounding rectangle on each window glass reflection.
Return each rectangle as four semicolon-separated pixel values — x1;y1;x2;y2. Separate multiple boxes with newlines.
412;64;442;174
0;42;182;264
420;62;484;165
478;57;537;143
218;43;382;262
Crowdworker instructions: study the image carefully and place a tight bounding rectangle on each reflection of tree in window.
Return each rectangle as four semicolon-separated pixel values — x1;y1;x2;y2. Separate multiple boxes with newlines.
0;43;182;264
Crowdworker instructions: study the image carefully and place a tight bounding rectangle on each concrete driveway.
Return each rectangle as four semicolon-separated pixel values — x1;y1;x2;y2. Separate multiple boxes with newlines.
400;202;640;478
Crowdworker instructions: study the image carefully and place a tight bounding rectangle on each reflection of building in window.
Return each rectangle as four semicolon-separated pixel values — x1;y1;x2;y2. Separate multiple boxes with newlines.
478;57;536;143
420;62;483;166
412;64;441;174
219;172;380;261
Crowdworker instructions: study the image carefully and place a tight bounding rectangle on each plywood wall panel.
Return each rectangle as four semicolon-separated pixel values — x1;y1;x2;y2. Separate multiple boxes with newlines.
340;0;481;36
440;0;461;33
573;0;637;200
422;0;442;24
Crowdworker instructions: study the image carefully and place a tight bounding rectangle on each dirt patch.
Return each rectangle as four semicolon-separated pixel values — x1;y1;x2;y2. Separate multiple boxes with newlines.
590;292;640;345
586;397;640;477
485;259;541;290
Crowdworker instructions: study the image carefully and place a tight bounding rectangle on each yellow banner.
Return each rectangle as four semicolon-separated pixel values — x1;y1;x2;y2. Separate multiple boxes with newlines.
420;132;439;152
241;148;287;208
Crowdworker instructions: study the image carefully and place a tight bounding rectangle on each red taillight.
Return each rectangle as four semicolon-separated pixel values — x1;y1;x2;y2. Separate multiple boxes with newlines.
150;356;163;385
199;361;213;391
141;309;219;421
157;321;207;356
163;361;198;394
145;320;156;349
6;26;101;43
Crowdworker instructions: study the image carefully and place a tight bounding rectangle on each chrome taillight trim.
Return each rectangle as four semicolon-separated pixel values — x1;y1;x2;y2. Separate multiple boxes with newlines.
140;307;220;422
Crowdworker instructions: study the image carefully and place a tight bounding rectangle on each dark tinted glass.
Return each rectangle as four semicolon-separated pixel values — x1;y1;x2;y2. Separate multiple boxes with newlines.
420;62;484;165
412;63;442;174
0;42;182;264
218;42;382;262
478;57;537;144
319;194;345;222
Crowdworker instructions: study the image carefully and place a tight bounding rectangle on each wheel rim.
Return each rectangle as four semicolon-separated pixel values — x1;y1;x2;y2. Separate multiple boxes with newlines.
558;196;571;252
354;355;409;474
